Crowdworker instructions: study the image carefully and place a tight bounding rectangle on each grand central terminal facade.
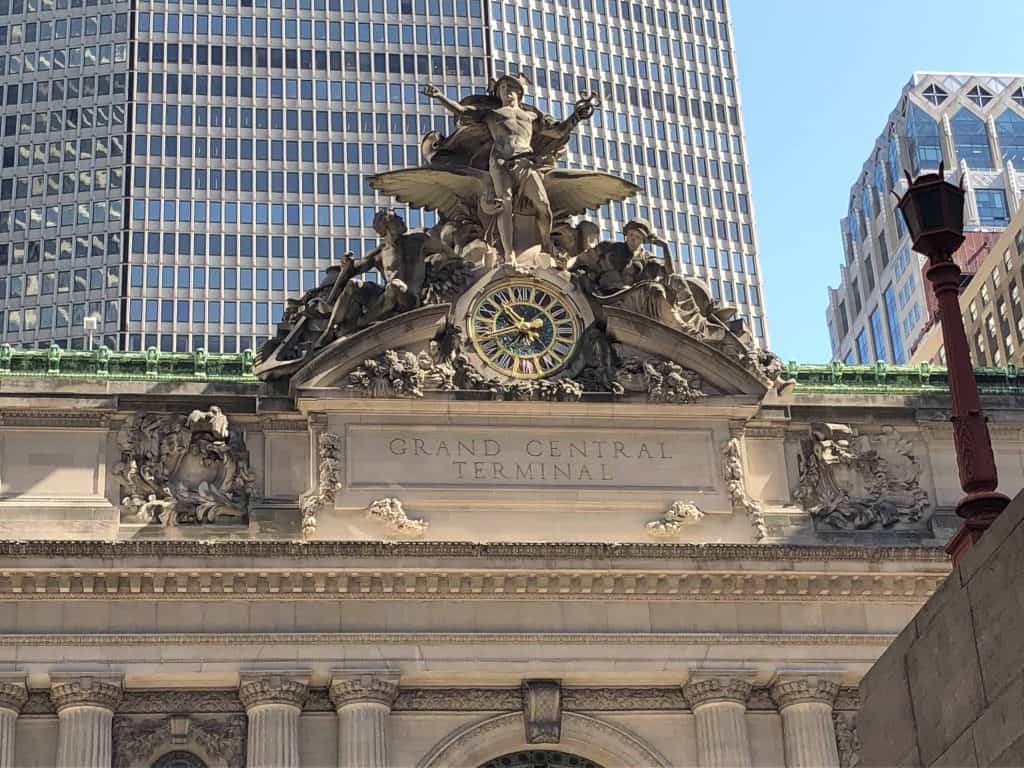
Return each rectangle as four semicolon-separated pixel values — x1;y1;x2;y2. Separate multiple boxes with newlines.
1;76;1019;768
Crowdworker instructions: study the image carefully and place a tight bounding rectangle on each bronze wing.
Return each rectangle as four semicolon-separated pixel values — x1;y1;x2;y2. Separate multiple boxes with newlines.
368;167;488;221
544;170;639;218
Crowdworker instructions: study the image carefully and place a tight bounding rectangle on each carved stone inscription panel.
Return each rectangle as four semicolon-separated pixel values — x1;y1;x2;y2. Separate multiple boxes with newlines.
346;424;715;490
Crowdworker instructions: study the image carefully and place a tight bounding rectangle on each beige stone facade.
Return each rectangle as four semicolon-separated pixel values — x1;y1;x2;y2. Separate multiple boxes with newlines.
3;349;1022;767
911;201;1024;366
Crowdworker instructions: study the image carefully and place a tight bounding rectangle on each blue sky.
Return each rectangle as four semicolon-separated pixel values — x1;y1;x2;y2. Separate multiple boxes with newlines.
732;0;1023;363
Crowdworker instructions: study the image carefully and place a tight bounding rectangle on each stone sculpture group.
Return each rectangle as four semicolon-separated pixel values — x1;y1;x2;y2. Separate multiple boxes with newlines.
256;74;783;395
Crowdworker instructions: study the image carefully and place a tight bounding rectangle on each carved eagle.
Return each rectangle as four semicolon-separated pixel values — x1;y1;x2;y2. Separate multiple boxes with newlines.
186;405;229;440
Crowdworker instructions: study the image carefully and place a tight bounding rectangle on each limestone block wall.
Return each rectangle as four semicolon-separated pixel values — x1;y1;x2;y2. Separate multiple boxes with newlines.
860;489;1024;767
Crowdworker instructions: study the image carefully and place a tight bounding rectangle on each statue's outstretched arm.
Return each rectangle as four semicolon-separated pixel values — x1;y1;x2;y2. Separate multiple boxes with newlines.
422;84;474;117
541;92;600;138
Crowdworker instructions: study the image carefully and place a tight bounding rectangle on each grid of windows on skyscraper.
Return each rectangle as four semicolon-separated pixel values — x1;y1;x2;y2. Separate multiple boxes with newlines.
0;0;768;352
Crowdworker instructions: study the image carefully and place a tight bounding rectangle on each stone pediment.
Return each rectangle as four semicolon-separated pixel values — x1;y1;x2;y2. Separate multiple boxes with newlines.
273;263;777;403
603;307;770;398
289;304;452;392
287;300;770;402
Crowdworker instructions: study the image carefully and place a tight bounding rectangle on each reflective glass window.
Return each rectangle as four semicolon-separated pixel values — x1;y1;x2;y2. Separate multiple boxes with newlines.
951;107;993;169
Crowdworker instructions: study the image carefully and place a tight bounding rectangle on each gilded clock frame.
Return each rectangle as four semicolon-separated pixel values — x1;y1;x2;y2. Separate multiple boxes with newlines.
466;278;583;380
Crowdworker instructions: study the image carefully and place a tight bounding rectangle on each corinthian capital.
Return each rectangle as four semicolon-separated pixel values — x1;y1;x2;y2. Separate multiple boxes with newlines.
238;675;310;710
49;676;123;712
0;679;28;713
682;677;753;708
329;674;400;709
770;676;840;709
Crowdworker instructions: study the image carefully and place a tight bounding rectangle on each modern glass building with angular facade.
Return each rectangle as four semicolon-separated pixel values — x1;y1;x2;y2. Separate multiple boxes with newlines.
827;72;1024;365
1;0;768;353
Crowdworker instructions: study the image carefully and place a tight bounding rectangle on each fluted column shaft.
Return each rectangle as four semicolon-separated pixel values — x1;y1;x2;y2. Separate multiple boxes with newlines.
772;678;840;768
683;678;753;768
338;701;391;768
239;675;309;768
330;674;399;768
50;677;122;768
247;703;302;768
0;680;27;768
0;709;16;768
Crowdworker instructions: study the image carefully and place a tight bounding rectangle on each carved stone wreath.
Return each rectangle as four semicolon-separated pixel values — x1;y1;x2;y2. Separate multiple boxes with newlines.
114;407;256;527
794;423;930;531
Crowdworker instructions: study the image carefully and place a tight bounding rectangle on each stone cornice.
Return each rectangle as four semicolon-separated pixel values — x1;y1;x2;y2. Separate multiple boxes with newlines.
0;681;28;713
0;631;896;648
329;674;400;709
0;539;949;563
0;567;945;603
770;677;841;708
238;675;309;710
0;410;113;428
681;678;753;708
50;677;123;712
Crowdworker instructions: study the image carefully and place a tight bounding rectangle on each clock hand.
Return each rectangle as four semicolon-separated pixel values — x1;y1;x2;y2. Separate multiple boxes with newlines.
504;305;526;323
476;318;543;341
474;325;526;341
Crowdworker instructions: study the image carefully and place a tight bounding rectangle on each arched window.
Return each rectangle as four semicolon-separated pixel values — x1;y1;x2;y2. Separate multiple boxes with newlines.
152;752;208;768
905;104;942;174
996;109;1024;167
480;750;604;768
951;108;993;169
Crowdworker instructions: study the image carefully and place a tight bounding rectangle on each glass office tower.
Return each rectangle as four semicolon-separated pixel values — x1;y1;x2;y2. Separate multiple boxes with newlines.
0;0;768;352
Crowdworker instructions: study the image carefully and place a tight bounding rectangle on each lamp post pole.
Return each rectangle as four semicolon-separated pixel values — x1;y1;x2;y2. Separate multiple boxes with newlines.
897;166;1010;565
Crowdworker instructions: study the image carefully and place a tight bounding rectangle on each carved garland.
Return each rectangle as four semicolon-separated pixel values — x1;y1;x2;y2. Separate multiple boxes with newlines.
22;684;862;716
724;438;767;541
834;711;861;768
298;432;343;539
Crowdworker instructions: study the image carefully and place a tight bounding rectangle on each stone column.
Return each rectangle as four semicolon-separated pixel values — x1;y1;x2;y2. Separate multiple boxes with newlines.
50;676;123;768
238;675;309;768
329;673;400;768
771;677;841;768
0;677;28;768
682;678;753;768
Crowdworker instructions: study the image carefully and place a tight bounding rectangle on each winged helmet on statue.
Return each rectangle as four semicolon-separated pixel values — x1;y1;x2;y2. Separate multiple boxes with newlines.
370;74;638;264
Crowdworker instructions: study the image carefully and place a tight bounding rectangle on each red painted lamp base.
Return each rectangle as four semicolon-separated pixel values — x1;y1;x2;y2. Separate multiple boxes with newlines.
946;491;1012;565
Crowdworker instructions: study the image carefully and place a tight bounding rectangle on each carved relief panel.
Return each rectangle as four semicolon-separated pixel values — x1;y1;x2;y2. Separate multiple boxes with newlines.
793;423;931;531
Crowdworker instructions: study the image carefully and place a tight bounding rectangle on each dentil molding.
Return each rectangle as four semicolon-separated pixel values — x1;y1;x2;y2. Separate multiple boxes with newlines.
0;568;945;603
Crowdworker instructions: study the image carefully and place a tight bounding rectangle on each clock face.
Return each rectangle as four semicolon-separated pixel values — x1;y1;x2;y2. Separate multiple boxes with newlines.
468;280;582;379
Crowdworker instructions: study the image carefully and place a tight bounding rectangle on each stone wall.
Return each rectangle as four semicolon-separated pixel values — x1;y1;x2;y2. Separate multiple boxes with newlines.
859;490;1024;767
